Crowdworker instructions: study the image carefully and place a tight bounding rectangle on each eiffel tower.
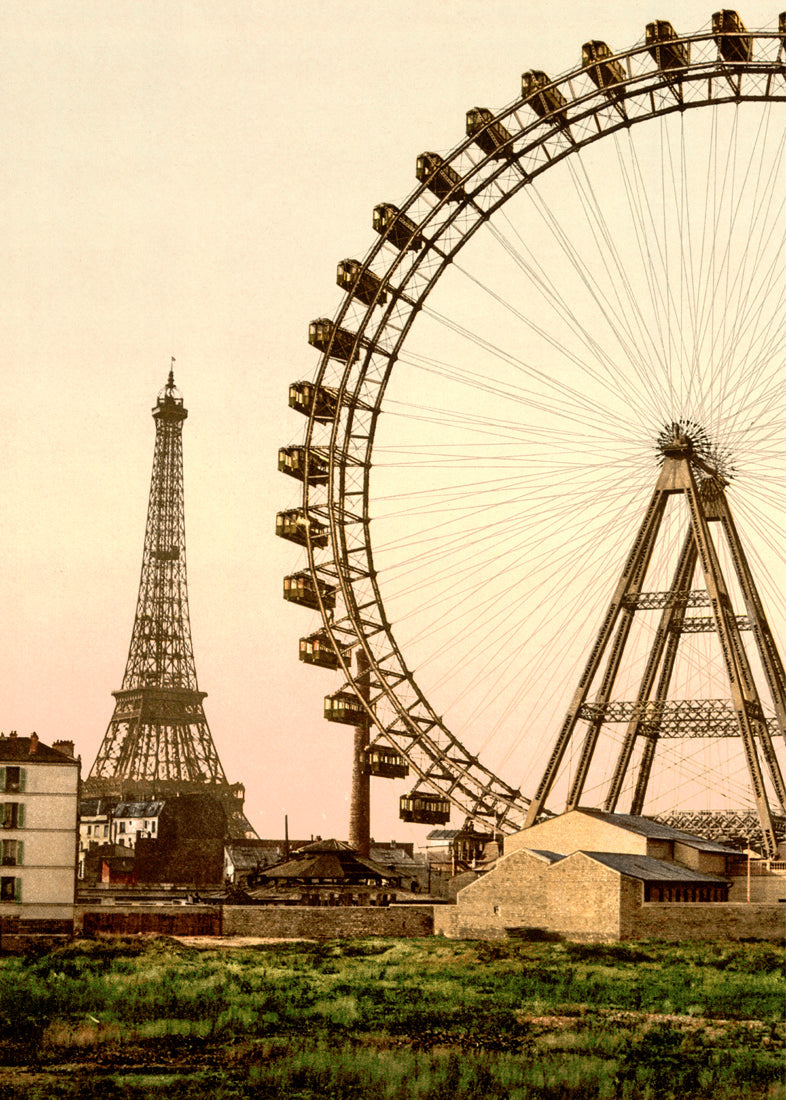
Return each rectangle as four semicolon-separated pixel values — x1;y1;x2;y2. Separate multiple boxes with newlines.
525;423;786;857
85;366;254;839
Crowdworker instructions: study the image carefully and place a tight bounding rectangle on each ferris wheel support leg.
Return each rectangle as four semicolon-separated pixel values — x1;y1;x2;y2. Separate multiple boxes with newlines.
716;495;786;745
630;616;685;817
524;487;668;827
684;473;781;857
605;532;697;813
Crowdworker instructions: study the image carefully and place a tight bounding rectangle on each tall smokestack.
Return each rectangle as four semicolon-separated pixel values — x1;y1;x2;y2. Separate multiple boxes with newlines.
348;648;371;856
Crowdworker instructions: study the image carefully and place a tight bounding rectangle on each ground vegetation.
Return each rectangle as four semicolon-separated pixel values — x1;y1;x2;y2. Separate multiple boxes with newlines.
0;935;783;1098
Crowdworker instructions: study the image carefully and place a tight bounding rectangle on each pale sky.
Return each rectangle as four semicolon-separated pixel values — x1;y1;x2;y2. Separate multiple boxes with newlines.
2;1;784;844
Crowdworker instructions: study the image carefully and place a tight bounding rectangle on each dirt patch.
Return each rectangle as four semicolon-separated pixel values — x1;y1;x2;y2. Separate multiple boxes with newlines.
171;934;315;949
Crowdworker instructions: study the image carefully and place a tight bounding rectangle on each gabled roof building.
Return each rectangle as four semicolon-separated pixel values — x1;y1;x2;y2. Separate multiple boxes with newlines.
436;809;785;943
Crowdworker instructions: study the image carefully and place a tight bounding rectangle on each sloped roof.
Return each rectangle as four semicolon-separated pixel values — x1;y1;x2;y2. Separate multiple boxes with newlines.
80;798;113;817
369;845;420;868
576;809;737;854
526;849;565;864
226;843;286;872
261;838;399;883
114;801;165;817
0;735;77;764
581;851;729;884
425;829;460;842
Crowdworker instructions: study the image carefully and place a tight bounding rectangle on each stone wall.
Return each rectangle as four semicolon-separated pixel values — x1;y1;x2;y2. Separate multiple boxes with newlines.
728;875;786;904
547;853;624;941
630;902;785;942
434;849;627;942
222;904;434;940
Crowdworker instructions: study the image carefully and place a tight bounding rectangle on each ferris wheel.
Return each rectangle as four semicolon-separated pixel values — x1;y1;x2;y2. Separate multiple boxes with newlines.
278;12;786;847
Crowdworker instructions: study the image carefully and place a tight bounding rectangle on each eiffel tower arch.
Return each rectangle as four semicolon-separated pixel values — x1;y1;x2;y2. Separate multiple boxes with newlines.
524;425;786;856
85;368;255;839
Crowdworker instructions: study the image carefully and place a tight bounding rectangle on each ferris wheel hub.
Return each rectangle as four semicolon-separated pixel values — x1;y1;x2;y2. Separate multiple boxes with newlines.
657;421;732;484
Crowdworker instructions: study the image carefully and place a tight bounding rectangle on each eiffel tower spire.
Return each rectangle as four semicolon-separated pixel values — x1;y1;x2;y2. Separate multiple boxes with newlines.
525;424;786;857
86;366;253;837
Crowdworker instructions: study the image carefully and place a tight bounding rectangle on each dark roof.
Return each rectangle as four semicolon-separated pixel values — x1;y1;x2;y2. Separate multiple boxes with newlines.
526;849;565;864
80;798;115;817
114;801;165;817
224;838;312;851
226;844;287;872
581;851;729;885
576;809;737;854
425;829;460;842
369;845;420;868
0;735;77;764
261;838;400;884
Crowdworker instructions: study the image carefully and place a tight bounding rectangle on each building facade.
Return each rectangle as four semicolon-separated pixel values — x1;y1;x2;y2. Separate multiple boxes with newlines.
436;809;786;942
0;732;79;935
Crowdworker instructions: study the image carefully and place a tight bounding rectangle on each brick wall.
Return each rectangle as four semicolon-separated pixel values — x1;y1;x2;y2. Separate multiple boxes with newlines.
222;905;434;940
446;849;550;936
79;906;221;937
728;876;786;904
631;902;785;941
437;849;627;942
547;853;624;940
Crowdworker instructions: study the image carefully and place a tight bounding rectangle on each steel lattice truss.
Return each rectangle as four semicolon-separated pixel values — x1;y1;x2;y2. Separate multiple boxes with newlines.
280;17;786;840
88;371;249;835
579;699;778;738
659;810;786;854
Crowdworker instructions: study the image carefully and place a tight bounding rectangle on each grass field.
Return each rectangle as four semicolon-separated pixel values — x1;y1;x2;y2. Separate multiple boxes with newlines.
0;935;783;1098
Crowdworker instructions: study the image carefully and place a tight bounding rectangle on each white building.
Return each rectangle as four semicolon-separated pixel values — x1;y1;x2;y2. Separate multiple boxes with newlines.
0;732;80;932
78;798;112;879
110;800;164;848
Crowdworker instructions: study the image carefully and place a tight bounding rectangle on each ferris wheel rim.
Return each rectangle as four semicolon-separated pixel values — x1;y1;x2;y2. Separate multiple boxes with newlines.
294;19;786;833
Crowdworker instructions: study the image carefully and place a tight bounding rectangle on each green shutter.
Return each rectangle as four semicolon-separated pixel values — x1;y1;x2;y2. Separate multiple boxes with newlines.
14;878;21;903
0;769;5;793
15;841;23;866
0;803;4;827
18;769;25;793
16;805;24;829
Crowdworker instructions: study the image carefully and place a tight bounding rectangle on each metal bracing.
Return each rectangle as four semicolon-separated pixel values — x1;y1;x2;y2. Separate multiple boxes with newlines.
659;809;786;851
87;369;252;838
281;16;786;834
584;699;781;739
604;532;699;812
525;432;786;855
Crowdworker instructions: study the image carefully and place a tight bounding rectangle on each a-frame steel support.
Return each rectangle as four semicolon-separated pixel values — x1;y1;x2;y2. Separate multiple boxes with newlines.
524;431;786;856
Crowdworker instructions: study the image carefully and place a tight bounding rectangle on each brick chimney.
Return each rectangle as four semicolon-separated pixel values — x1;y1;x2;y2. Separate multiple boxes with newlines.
29;732;39;755
53;740;75;759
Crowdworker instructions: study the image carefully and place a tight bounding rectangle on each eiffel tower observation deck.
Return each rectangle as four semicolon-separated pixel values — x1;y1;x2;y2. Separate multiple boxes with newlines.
85;366;254;839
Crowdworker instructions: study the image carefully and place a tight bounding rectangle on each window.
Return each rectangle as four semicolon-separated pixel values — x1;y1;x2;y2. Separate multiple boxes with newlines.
2;840;22;866
1;804;22;829
0;876;19;902
119;822;126;834
86;825;92;836
3;767;22;794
